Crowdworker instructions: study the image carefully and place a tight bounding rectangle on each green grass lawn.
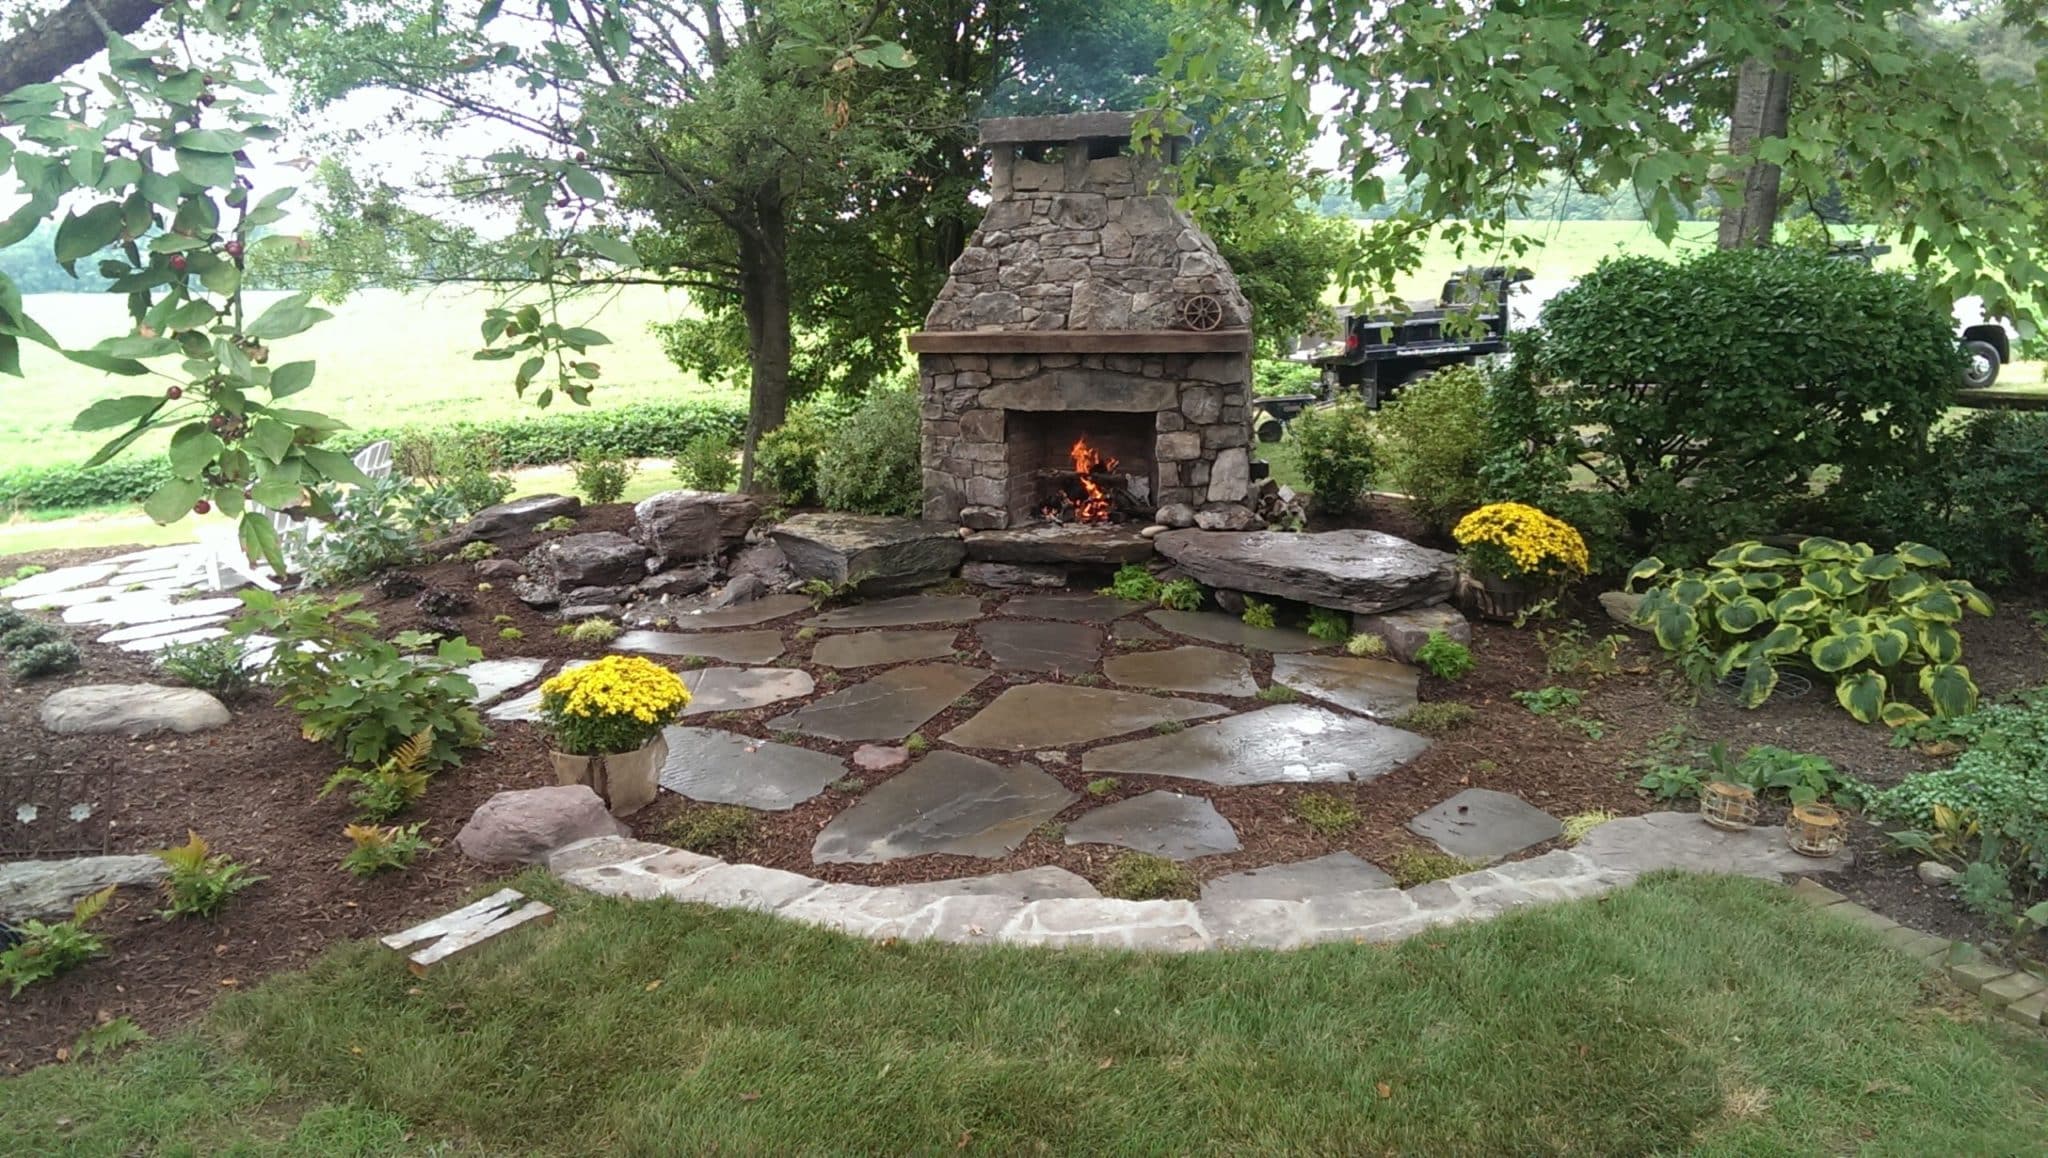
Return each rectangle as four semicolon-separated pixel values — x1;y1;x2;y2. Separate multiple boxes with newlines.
6;871;2045;1155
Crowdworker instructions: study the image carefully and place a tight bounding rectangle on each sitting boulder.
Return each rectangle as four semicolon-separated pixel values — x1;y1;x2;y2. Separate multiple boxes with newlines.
456;785;629;865
461;494;581;542
535;532;650;590
634;490;762;569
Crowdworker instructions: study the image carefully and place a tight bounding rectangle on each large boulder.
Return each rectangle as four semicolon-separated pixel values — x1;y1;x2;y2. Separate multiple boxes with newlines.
40;684;231;737
771;513;964;595
634;490;762;569
518;532;650;607
0;855;167;921
455;785;629;865
1151;528;1457;615
461;494;581;542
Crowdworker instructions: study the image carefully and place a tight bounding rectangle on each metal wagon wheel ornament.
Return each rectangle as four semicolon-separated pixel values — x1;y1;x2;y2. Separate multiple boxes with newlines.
1179;293;1224;331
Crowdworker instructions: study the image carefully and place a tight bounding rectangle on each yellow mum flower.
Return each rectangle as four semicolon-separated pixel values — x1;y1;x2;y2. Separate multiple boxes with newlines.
1453;502;1590;580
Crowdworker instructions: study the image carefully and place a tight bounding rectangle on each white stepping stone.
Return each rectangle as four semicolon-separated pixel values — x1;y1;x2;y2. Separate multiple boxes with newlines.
118;627;228;653
11;585;122;611
2;564;119;600
62;595;243;628
98;615;230;645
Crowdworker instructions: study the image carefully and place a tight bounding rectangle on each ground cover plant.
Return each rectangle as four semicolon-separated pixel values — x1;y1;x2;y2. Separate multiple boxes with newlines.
154;636;256;700
154;832;263;919
0;887;114;996
340;823;431;878
1414;631;1475;681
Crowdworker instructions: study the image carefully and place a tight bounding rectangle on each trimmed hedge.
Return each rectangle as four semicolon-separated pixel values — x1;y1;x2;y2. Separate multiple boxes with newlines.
0;400;748;513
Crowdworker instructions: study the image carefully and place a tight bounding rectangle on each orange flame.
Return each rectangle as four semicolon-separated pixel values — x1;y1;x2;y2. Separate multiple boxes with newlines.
1069;436;1117;523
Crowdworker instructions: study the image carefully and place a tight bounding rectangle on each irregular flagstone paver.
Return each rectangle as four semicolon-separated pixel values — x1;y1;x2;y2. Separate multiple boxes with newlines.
1147;609;1323;652
1064;790;1240;860
1110;618;1164;644
39;684;231;736
96;615;229;645
942;684;1226;751
117;626;227;653
811;629;959;669
1081;704;1430;786
12;585;124;611
614;629;784;664
62;595;243;627
680;667;816;716
812;751;1075;863
803;594;985;630
458;658;549;706
486;660;594;721
667;593;814;629
999;593;1140;622
1271;654;1420;719
2;564;119;601
974;619;1102;673
1201;851;1395;901
1102;645;1257;697
892;865;1100;902
1408;788;1563;861
659;726;844;810
768;663;988;742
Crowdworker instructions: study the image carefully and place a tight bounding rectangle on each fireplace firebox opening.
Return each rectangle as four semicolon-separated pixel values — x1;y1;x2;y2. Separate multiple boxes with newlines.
1004;410;1154;526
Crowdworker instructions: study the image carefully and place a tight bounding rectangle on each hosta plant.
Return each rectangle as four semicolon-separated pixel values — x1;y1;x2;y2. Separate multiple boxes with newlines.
1627;538;1991;725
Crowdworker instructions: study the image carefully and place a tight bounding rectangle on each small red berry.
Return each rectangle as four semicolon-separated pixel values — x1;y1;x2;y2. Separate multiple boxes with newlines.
170;254;189;272
166;385;183;399
192;499;212;515
224;240;245;260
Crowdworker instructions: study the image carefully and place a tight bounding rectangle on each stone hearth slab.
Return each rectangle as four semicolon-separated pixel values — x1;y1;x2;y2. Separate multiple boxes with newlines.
812;630;960;668
975;620;1102;673
1270;654;1420;719
1146;610;1322;652
963;525;1155;566
811;751;1074;863
1201;852;1394;901
663;593;814;629
772;513;965;595
1407;789;1562;861
768;663;988;742
680;667;816;716
659;727;845;810
614;629;784;665
941;684;1226;751
1081;704;1430;786
1102;645;1257;697
1064;791;1240;860
999;592;1137;622
804;594;985;630
1152;528;1458;615
893;866;1101;901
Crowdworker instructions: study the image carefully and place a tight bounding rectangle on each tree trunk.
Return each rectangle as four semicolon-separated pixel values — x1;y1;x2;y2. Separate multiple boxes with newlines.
0;0;164;95
1717;57;1793;249
735;188;792;492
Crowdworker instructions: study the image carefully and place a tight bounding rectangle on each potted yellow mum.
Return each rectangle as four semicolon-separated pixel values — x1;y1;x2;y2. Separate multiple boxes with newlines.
1451;501;1590;620
536;655;691;817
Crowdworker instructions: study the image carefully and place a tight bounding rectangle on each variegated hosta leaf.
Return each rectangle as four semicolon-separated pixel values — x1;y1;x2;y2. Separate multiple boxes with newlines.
1947;579;1994;617
1736;543;1797;568
1649;603;1698;653
1852;553;1905;581
1916;620;1963;665
1671;576;1711;608
1770;588;1822;620
1716;640;1753;680
1740;570;1785;590
1801;566;1848;599
1713;595;1768;635
1738;656;1779;709
1909;589;1963;623
1810;632;1875;673
1624;556;1665;590
1799;536;1857;562
1705;571;1748;603
1920;664;1979;719
1886;572;1930;602
1835;670;1887;724
1707;543;1753;569
1754;622;1805;656
1894;541;1952;570
1880;701;1930;728
1868;627;1911;668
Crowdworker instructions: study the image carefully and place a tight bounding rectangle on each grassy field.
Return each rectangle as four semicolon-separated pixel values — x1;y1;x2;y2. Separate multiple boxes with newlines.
4;871;2045;1154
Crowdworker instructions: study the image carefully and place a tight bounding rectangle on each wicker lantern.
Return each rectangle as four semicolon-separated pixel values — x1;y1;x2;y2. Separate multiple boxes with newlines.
1700;781;1760;831
1786;803;1847;857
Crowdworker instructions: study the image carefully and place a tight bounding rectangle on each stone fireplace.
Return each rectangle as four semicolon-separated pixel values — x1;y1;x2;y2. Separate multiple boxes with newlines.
911;111;1259;534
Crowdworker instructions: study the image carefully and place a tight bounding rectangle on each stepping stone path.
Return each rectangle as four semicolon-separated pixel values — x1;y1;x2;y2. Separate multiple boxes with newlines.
664;593;813;629
1082;705;1430;786
812;751;1074;863
39;684;231;737
486;660;594;721
458;658;550;706
942;685;1227;751
811;629;959;669
1271;654;1420;719
999;593;1138;622
1110;619;1164;644
1;564;119;601
974;619;1102;673
96;615;229;645
681;667;816;716
773;513;965;595
614;629;785;665
659;727;845;810
1407;788;1563;861
1151;528;1458;615
804;593;984;629
1064;791;1240;860
13;586;126;611
118;626;227;653
893;866;1100;901
1147;609;1323;652
1201;852;1394;901
63;595;243;628
1103;645;1257;697
770;663;987;742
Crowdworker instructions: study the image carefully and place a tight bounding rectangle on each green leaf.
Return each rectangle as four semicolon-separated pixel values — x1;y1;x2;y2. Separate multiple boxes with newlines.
561;164;604;200
1648;603;1697;653
580;234;639;267
167;425;225;480
1835;671;1886;724
1868;626;1911;668
1894;541;1950;569
1708;542;1754;568
250;475;302;508
1809;633;1874;674
1754;622;1805;657
1623;557;1664;588
1739;570;1785;591
142;477;206;524
200;260;241;297
1704;572;1747;603
72;394;167;431
53;202;126;264
268;361;316;399
1851;553;1905;581
558;326;611;348
1886;572;1930;602
1713;596;1768;634
174;148;237;188
1798;537;1857;562
246;417;295;463
239;514;284;578
1908;590;1963;623
1670;576;1710;608
162;299;216;330
299;446;371;487
1738;657;1778;710
1769;588;1822;620
1801;567;1847;599
1919;664;1978;719
1916;621;1963;665
1879;702;1930;728
170;128;246;153
244;294;331;341
1947;580;1994;617
98;335;182;360
1735;543;1796;567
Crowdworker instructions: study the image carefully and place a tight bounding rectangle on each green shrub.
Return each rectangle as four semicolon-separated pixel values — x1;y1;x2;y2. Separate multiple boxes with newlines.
301;476;450;588
1241;599;1276;629
1305;607;1349;643
1849;410;2048;586
1253;358;1321;397
398;430;515;518
9;639;80;680
0;620;62;652
664;806;759;859
0;886;112;995
572;449;636;504
355;401;746;469
1415;631;1475;681
1396;701;1476;734
341;822;431;877
154;831;262;918
1101;564;1162;603
1294;791;1359;835
0;606;23;636
155;636;255;700
1372;365;1489;532
755;401;847;505
1100;852;1198;901
817;390;921;516
1158;578;1204;612
1288;398;1376;514
1390;849;1482;888
674;432;738;492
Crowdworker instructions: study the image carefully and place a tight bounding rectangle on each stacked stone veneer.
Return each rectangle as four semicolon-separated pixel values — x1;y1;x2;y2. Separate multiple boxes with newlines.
915;111;1256;531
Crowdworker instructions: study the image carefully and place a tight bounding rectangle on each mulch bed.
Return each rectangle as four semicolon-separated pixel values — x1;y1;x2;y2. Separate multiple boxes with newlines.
3;501;2044;1072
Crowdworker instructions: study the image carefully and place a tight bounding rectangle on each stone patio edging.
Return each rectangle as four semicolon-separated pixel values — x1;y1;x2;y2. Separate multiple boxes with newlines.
546;812;1850;953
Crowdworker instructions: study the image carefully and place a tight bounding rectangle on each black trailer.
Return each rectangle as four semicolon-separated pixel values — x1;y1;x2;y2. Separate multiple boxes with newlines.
1307;266;1532;407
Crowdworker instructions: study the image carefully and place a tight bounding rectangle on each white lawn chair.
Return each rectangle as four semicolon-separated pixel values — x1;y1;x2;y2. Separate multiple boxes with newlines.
178;440;397;591
180;515;282;593
353;439;395;480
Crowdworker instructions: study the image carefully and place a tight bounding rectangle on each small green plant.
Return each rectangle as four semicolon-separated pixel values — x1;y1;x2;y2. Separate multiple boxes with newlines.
1346;632;1389;658
70;1016;150;1061
1101;564;1162;603
829;777;867;795
795;625;819;642
341;822;431;877
0;605;24;635
801;577;852;609
904;732;929;754
8;639;81;680
1390;849;1483;888
1560;810;1619;844
1396;701;1477;734
499;627;525;641
1415;631;1476;681
0;886;113;996
1085;777;1120;797
1256;684;1300;703
1305;607;1350;643
154;830;263;918
1538;621;1629;680
1294;791;1359;836
1149;718;1188;736
0;620;62;652
1512;686;1584;716
456;540;500;562
1241;599;1277;630
1722;743;1849;807
1101;852;1198;901
493;614;516;625
320;730;435;822
1637;762;1704;801
675;431;739;492
0;563;48;589
537;514;579;533
155;636;255;700
1158;578;1205;612
572;448;637;504
664;806;758;858
557;618;621;644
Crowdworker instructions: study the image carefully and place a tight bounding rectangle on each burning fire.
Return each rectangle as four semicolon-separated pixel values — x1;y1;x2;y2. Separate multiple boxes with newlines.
1068;435;1117;524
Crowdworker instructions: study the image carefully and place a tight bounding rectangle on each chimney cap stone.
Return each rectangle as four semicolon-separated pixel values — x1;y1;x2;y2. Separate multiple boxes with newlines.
980;111;1174;146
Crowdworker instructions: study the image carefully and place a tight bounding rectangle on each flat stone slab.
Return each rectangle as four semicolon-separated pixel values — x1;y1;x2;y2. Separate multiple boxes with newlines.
1572;811;1852;879
812;751;1075;863
769;663;988;742
457;658;549;706
118;626;227;653
39;683;231;736
1408;789;1563;861
680;667;816;716
1065;791;1240;860
811;629;960;669
893;866;1101;902
942;684;1227;751
2;563;119;601
12;585;125;611
659;727;845;810
1103;645;1257;697
1147;609;1322;652
1202;852;1394;901
804;594;985;630
1153;528;1458;615
614;629;784;664
1110;619;1164;644
772;513;966;595
1081;704;1431;786
62;595;243;628
1271;654;1420;719
0;855;168;921
96;615;229;645
666;593;814;629
974;620;1102;673
999;592;1138;622
963;525;1155;566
